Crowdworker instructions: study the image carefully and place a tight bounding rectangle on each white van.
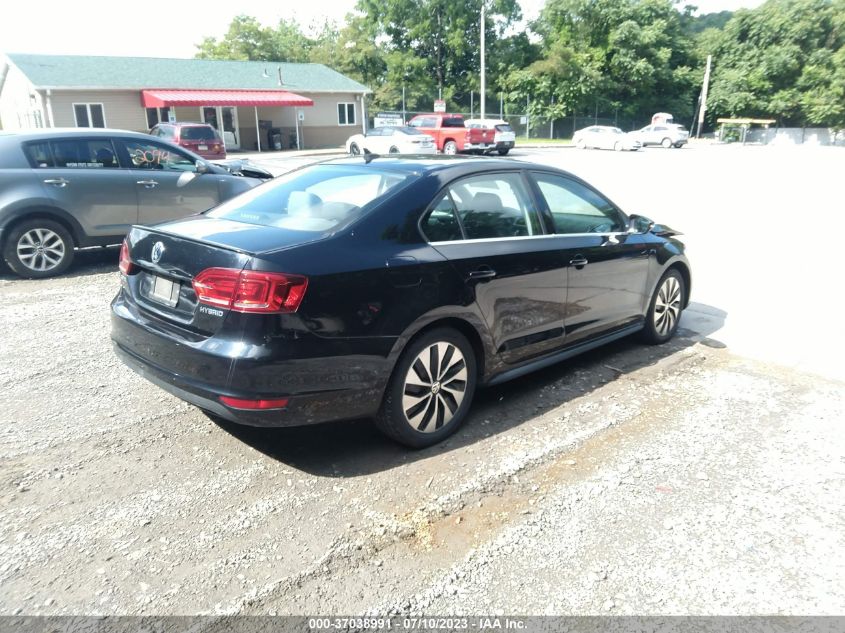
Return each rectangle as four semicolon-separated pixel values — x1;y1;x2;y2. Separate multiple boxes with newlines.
464;119;516;155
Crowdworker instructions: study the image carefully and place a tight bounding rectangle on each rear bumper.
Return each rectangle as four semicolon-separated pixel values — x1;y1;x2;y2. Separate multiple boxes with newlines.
462;142;493;151
110;293;391;427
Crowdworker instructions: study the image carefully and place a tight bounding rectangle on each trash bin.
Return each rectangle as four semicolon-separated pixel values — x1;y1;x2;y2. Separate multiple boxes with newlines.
267;127;282;150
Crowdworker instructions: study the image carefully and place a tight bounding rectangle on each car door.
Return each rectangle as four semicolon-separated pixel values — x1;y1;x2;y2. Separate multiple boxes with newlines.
366;128;389;153
116;137;219;226
31;137;139;239
639;125;655;145
529;171;651;345
421;171;569;364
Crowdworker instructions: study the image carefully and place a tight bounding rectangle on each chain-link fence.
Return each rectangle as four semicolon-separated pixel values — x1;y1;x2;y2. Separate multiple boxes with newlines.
371;111;650;139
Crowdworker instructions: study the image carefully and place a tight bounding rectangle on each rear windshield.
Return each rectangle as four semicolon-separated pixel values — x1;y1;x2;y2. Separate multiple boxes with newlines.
206;164;410;233
180;126;217;140
495;124;513;132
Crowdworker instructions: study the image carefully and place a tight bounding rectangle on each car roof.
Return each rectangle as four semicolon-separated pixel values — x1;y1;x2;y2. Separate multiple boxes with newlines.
0;128;158;141
317;155;569;177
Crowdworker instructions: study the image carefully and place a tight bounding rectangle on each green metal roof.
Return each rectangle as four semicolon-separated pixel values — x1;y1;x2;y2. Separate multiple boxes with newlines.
5;54;369;93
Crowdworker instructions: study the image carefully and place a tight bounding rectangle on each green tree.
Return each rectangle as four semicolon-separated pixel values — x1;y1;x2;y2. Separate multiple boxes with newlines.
701;0;845;126
196;15;313;62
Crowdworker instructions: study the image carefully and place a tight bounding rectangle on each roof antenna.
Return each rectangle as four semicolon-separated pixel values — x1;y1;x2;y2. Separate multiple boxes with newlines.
363;148;378;163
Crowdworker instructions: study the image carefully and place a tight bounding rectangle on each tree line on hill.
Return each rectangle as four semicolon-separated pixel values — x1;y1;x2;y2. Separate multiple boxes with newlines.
196;0;845;130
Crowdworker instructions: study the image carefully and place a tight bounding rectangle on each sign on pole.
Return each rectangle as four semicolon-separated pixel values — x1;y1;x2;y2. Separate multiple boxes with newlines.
434;99;446;113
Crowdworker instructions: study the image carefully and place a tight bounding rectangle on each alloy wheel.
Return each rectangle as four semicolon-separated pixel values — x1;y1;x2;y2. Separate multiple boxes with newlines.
401;341;468;433
16;228;66;272
654;275;682;336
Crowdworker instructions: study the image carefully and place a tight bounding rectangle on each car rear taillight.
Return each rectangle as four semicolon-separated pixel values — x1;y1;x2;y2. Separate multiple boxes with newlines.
119;240;135;275
192;268;308;314
219;395;289;410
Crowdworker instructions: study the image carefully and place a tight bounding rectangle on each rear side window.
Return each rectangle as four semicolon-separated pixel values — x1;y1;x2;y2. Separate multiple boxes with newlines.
206;165;409;233
49;139;119;168
443;173;542;240
409;117;437;128
179;126;216;140
421;194;463;242
442;117;465;128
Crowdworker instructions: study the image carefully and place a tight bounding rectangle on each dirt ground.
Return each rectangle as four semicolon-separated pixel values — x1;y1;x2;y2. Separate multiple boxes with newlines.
0;145;843;616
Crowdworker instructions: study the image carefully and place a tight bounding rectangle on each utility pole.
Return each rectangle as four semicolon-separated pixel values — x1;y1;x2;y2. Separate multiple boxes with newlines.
696;55;712;138
480;0;486;120
402;85;406;124
471;91;474;118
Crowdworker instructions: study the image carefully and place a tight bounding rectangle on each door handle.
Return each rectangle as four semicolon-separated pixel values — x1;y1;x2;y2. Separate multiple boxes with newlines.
467;267;497;282
569;256;589;269
136;180;158;188
43;178;69;187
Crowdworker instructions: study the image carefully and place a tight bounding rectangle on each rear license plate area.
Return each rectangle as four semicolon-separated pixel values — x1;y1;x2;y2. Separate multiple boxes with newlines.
149;275;180;307
198;144;208;151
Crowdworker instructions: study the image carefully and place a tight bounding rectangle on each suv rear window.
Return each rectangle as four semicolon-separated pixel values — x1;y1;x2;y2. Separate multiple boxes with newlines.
206;165;410;233
180;126;217;140
495;124;513;132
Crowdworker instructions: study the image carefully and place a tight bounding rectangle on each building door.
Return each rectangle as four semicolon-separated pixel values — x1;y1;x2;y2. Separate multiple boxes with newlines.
201;106;240;150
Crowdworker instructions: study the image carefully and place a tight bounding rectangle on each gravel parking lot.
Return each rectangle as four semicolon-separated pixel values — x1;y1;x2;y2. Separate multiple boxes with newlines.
1;144;843;616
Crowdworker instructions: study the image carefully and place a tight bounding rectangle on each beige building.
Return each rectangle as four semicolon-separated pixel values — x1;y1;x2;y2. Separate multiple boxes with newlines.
0;54;371;150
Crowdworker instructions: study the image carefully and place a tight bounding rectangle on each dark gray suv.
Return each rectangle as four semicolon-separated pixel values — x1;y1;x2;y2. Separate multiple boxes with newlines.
0;129;266;278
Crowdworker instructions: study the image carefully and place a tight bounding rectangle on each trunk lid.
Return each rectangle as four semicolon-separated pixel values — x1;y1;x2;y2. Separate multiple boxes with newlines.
123;217;321;335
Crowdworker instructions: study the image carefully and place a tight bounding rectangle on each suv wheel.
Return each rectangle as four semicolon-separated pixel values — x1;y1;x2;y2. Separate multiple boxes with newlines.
661;137;673;149
376;328;477;448
3;219;74;278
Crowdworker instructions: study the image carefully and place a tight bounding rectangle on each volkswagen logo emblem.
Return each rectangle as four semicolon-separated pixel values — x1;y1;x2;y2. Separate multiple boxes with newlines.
151;242;165;264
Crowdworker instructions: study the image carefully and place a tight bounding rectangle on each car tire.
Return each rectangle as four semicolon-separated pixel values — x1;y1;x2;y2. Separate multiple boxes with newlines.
389;146;400;154
443;141;458;155
576;139;586;149
614;141;622;152
661;137;672;149
640;269;686;344
674;143;684;149
349;143;360;155
375;327;477;448
3;218;74;279
497;148;510;156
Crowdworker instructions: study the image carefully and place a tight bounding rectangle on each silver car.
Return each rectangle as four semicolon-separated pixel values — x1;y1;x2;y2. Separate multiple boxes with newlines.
634;123;689;148
573;126;642;151
0;129;265;278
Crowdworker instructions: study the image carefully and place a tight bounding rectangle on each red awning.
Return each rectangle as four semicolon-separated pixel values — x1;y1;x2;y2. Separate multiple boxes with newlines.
141;89;314;108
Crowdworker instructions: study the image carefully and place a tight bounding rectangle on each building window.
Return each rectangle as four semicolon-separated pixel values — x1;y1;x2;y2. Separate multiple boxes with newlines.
73;103;106;128
145;107;171;130
337;102;356;126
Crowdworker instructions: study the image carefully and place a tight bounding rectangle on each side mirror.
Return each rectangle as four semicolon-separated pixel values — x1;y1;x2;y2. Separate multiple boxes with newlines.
628;214;654;234
196;160;211;175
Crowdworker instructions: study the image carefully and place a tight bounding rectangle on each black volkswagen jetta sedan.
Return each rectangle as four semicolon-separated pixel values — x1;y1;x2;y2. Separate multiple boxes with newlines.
111;156;691;448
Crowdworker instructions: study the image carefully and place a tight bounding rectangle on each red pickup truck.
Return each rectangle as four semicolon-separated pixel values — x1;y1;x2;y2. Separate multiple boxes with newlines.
406;113;496;154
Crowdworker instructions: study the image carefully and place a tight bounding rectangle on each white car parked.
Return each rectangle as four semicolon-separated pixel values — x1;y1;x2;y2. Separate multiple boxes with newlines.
573;126;642;151
634;123;689;148
346;126;436;155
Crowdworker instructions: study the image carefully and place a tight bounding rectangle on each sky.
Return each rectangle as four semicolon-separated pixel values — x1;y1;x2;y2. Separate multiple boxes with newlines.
2;0;765;60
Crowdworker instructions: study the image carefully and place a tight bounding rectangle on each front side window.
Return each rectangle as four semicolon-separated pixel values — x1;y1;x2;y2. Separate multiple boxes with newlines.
73;103;106;128
533;173;625;234
337;102;356;126
49;139;119;169
206;165;409;233
24;142;54;168
122;139;195;171
444;173;541;240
